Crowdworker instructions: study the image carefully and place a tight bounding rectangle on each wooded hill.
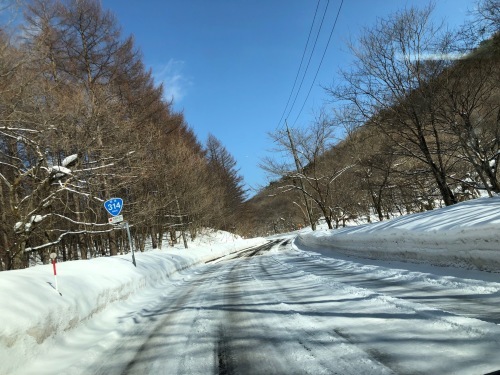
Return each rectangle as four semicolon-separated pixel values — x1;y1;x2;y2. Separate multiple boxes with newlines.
0;0;246;270
245;3;500;237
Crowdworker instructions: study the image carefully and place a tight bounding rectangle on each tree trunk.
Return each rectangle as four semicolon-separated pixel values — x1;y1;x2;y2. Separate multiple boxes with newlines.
108;231;118;256
417;128;457;206
324;216;333;230
169;229;177;245
150;225;158;249
181;230;188;249
157;225;164;249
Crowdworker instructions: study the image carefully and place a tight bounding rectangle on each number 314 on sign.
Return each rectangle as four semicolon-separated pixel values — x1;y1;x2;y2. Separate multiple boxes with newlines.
104;197;123;217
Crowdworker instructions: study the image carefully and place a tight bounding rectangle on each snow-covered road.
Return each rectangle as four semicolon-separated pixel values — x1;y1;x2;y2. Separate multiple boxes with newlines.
16;239;500;375
286;248;500;325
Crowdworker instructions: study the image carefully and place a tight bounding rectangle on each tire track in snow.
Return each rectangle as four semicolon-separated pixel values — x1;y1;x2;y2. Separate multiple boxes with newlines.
255;254;398;374
265;245;500;374
289;249;500;324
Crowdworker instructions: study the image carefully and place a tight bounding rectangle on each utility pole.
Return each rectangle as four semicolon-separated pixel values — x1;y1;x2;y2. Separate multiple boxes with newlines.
285;122;316;230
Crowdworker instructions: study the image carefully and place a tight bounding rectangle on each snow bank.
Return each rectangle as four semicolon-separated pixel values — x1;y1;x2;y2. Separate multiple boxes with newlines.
295;197;500;272
0;233;266;375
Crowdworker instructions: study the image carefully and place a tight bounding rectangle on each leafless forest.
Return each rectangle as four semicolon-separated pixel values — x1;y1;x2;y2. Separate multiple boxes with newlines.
1;0;499;269
252;1;500;235
0;0;246;270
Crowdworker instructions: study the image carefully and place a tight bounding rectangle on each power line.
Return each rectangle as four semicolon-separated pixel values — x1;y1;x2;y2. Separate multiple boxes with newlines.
292;0;344;126
283;0;331;129
276;0;322;131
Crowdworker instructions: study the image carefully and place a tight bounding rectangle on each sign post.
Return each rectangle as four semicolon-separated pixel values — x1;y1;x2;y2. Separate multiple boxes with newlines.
104;198;136;267
124;221;136;267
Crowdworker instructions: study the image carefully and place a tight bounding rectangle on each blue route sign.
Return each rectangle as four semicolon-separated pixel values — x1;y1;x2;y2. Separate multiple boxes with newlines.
104;198;123;217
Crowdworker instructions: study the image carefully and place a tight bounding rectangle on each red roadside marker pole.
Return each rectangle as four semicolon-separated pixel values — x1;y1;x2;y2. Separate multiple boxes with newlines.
49;252;60;294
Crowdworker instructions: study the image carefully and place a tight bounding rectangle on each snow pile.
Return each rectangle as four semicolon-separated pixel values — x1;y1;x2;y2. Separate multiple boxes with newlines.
295;196;500;271
0;232;266;375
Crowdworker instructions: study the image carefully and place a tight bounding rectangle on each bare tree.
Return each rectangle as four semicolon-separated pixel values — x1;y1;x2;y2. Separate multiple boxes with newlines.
262;112;354;230
329;3;462;206
436;35;500;195
4;0;146;262
0;46;112;268
206;134;247;232
475;0;500;36
0;0;256;269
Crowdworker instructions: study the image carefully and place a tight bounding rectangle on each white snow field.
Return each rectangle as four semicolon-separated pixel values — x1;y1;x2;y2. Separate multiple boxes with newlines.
295;196;500;272
2;197;500;374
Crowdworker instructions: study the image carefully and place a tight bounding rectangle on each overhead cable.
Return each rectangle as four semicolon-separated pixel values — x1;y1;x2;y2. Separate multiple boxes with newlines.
283;0;331;129
276;0;322;131
292;0;344;126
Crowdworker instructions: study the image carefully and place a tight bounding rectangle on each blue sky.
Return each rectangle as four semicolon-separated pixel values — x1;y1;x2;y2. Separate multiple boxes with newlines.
101;0;475;196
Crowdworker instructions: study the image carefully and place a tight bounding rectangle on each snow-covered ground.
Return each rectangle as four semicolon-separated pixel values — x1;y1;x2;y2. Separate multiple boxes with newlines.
2;197;500;374
296;196;500;272
0;231;267;375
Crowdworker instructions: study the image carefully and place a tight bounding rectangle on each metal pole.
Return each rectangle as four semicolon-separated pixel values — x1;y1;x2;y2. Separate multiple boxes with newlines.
124;221;136;267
